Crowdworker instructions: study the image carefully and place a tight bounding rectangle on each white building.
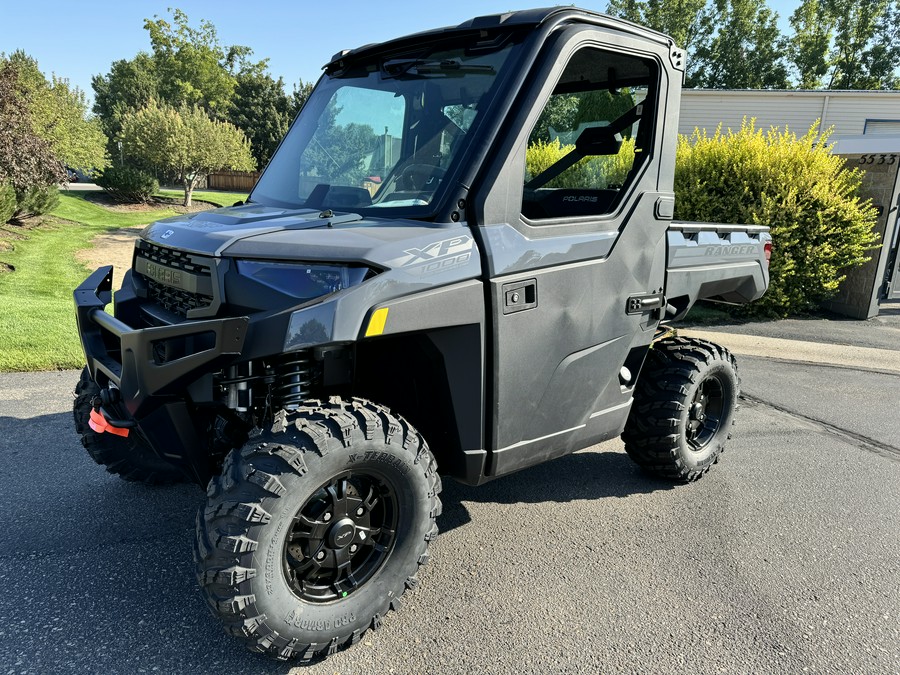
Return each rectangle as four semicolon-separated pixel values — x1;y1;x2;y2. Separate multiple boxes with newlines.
679;89;900;138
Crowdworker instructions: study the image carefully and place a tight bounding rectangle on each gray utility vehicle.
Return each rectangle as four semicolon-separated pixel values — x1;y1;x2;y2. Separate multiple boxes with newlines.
73;7;771;662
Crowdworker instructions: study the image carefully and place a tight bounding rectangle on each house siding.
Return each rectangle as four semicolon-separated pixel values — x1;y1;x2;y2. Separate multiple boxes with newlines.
679;90;900;138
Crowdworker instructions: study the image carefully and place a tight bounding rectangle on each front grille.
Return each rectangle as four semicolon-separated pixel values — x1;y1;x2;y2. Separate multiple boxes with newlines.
147;283;213;316
135;241;215;318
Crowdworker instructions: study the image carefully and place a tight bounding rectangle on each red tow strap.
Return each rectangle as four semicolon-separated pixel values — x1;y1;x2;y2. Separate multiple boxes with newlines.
89;408;131;438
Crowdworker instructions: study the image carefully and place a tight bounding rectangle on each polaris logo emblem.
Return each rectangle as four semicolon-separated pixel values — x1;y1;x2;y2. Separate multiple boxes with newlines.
161;229;175;239
705;245;757;256
144;262;183;286
562;195;598;203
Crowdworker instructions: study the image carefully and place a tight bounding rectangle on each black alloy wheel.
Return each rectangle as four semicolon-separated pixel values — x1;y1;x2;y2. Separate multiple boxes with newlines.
195;398;441;661
284;472;399;603
622;337;739;481
685;374;726;452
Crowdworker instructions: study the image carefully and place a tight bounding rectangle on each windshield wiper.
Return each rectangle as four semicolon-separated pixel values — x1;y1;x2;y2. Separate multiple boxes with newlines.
381;58;495;79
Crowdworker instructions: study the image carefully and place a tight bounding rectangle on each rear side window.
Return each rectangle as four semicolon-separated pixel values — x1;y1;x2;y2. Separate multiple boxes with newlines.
522;47;658;221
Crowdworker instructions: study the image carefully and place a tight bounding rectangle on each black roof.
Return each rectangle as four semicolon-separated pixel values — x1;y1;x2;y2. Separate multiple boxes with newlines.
324;7;673;72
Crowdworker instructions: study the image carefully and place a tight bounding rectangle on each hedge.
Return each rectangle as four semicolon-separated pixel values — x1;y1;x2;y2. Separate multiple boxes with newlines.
675;121;880;317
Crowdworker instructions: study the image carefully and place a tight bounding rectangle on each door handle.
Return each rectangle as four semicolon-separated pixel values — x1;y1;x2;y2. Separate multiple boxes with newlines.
502;279;537;315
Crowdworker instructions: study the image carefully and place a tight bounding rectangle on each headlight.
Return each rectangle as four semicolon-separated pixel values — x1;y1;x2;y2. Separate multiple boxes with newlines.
235;261;371;300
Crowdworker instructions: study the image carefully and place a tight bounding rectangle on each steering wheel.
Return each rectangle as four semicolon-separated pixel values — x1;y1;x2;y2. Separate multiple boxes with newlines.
398;163;447;191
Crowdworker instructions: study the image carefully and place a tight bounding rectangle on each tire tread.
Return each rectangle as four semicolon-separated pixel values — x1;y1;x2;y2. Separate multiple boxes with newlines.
622;337;739;482
194;396;441;662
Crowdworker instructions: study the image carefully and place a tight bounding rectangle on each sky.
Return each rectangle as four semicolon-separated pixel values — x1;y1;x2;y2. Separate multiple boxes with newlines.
2;0;803;104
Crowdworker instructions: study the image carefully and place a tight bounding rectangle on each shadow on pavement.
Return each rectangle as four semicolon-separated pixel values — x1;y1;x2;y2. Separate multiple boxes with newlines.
438;449;673;534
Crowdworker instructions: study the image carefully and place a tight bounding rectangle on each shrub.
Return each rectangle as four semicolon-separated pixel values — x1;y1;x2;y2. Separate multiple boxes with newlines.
525;137;636;189
675;120;880;317
95;165;159;203
12;185;59;220
0;182;15;223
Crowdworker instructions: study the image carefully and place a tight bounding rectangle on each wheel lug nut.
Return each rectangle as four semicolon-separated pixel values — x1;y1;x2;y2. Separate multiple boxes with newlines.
356;507;364;516
323;512;332;522
316;551;326;560
350;544;358;553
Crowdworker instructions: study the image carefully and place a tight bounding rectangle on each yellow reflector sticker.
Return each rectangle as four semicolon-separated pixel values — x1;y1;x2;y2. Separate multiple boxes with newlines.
365;307;389;337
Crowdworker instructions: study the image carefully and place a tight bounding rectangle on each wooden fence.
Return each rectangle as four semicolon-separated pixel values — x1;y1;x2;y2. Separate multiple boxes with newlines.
207;170;261;192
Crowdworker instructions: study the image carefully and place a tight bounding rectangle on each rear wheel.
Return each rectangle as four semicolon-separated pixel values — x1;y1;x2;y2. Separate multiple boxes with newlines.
194;397;441;661
72;367;187;484
622;337;739;481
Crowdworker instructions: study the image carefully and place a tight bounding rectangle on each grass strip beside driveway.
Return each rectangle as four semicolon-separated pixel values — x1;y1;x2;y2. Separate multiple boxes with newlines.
0;193;179;372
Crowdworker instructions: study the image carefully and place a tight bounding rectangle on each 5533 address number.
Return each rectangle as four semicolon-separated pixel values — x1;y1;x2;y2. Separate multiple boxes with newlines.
859;154;898;165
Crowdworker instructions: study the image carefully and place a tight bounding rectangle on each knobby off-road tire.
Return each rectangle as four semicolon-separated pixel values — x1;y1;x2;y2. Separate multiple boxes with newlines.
72;367;187;484
622;337;739;482
194;397;442;661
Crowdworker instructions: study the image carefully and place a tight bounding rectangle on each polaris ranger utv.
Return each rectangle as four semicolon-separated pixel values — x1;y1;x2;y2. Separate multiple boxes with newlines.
73;7;771;661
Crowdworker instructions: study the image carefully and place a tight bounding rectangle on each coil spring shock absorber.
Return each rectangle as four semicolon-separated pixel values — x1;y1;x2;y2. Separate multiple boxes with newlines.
274;351;316;409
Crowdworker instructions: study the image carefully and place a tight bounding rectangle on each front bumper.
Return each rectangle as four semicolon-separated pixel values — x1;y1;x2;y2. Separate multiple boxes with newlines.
74;266;249;418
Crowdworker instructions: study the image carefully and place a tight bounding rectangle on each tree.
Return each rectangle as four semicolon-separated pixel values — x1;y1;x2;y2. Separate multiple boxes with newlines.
688;0;789;88
94;9;292;165
787;0;900;89
3;51;108;173
120;100;255;206
827;0;898;89
0;61;66;221
143;8;262;119
298;98;377;187
789;0;835;88
867;2;900;89
531;94;579;143
92;53;158;148
229;70;293;167
606;0;710;53
291;79;315;117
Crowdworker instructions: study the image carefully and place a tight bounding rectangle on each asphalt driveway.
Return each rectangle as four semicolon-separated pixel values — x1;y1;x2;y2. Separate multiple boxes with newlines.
0;330;898;673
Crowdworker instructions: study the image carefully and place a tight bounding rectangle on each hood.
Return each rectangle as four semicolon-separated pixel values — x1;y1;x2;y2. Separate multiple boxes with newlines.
140;202;475;273
141;203;361;256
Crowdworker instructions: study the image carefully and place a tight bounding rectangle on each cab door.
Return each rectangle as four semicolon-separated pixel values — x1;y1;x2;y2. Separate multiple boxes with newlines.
470;25;680;477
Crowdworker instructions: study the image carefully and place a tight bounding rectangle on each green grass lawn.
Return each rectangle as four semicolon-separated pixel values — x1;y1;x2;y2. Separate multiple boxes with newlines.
0;193;182;372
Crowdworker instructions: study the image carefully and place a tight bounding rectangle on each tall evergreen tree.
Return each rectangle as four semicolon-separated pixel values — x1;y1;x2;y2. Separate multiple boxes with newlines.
290;80;315;118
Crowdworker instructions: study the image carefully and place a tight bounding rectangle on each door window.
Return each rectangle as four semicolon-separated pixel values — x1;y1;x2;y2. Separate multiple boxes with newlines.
522;47;657;220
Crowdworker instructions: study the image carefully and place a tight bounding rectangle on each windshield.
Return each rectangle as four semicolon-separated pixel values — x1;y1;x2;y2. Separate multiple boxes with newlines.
250;39;519;216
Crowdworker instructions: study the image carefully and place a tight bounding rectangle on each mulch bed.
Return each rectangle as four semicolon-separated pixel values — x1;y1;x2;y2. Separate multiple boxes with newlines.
80;191;217;213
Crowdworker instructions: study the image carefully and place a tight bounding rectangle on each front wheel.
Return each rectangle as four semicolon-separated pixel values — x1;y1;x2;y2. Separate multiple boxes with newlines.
622;337;739;482
72;367;187;484
194;397;441;661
